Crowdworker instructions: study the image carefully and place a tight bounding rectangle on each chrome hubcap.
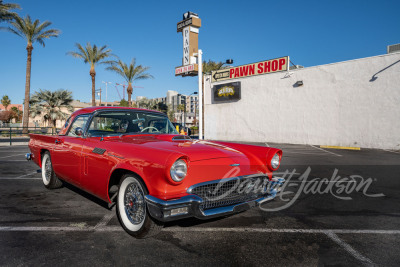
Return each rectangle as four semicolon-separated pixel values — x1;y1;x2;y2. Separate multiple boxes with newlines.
124;182;145;225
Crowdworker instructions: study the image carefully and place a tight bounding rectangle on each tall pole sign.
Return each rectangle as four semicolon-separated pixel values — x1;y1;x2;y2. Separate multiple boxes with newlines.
183;27;190;65
175;12;201;77
175;12;204;140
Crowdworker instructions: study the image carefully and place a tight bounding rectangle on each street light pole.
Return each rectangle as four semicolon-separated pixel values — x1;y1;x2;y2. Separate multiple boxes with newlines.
96;88;102;106
102;81;112;106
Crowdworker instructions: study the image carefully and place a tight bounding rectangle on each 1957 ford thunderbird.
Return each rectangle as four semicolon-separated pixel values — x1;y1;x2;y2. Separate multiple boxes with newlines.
26;107;283;238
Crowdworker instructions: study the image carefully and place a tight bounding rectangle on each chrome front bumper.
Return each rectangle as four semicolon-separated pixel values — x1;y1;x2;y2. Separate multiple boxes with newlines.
145;177;285;222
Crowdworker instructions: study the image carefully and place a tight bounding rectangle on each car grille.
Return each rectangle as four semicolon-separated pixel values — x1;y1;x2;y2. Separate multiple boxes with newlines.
189;176;269;210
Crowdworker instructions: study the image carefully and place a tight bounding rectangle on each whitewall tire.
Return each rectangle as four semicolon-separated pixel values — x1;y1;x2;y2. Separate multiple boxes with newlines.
116;174;163;238
41;152;63;189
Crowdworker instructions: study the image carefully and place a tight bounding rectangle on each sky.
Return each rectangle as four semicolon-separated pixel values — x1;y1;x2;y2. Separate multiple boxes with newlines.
0;0;399;105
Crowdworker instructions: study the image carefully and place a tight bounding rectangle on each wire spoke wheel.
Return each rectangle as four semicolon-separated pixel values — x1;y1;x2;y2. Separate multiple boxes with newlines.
44;157;52;183
124;182;145;225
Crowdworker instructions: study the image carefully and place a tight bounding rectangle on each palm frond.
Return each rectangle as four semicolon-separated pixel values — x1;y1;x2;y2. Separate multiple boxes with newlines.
5;14;60;46
0;0;20;22
106;58;153;83
68;42;112;67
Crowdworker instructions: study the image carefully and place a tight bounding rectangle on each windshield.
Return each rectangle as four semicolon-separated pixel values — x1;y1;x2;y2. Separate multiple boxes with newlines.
87;110;178;137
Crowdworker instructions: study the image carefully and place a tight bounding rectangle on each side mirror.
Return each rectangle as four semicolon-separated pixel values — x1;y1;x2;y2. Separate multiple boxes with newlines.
75;127;83;136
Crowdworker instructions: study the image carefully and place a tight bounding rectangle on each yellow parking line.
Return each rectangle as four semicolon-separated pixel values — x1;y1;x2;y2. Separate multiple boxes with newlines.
320;145;360;150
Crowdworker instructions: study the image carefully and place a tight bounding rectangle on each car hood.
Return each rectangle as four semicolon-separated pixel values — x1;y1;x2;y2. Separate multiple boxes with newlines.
114;134;246;162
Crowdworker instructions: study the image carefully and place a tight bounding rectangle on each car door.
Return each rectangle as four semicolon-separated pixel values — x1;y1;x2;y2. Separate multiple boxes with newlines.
79;112;123;199
51;114;90;185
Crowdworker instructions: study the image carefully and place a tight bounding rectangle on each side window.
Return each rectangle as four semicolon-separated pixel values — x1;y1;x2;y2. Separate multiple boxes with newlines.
67;114;90;137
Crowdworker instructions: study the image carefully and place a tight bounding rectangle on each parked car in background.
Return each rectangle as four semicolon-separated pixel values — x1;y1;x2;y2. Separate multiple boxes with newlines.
26;107;284;238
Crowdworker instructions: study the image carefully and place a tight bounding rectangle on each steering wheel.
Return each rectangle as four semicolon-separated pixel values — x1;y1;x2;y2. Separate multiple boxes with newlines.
140;126;160;133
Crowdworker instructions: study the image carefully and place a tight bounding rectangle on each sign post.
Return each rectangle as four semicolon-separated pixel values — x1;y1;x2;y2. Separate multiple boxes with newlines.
197;50;203;140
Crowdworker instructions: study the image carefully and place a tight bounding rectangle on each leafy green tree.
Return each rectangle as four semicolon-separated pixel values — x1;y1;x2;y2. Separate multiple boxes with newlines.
202;60;225;74
0;111;13;123
5;15;60;132
29;89;74;127
0;0;20;23
10;106;22;122
1;95;11;110
106;58;153;107
156;102;168;113
118;99;129;107
67;43;113;106
167;104;175;122
177;104;185;112
136;98;150;109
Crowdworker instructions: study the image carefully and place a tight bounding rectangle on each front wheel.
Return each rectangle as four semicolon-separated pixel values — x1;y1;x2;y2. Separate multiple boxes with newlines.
41;152;63;189
116;175;163;238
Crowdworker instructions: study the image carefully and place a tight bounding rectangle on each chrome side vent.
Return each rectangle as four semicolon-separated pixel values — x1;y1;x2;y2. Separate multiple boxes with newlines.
92;147;106;155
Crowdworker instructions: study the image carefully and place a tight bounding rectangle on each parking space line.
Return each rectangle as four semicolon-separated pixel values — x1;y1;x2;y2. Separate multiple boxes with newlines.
0;160;28;162
163;227;400;234
325;231;374;266
94;213;115;229
0;153;26;159
0;177;41;180
16;171;37;178
383;149;400;154
284;151;330;155
309;145;342;157
1;226;399;235
265;142;269;147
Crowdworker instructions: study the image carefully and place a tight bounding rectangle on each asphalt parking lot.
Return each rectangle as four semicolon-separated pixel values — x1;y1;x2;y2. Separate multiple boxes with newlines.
0;143;399;266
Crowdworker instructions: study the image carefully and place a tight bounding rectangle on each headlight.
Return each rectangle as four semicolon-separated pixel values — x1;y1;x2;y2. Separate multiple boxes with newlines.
270;153;280;169
170;159;187;182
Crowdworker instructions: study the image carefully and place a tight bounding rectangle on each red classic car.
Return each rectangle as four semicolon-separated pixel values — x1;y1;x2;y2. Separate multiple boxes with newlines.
26;107;283;238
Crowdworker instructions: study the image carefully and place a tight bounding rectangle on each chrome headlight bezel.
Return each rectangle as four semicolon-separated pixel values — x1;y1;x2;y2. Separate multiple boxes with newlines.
170;159;188;182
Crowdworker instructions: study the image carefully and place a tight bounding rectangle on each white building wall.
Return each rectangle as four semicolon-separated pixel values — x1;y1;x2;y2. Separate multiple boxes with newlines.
204;53;400;150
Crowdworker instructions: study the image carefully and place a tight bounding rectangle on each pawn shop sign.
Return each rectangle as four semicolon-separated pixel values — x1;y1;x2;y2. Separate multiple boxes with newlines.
175;12;201;77
211;56;289;82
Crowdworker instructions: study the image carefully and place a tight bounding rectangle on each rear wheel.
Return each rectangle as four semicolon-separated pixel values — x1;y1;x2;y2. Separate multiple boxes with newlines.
41;152;63;189
116;174;163;238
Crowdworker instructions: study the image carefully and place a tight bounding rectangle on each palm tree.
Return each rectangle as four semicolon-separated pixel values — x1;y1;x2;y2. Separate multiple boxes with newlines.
106;58;153;107
0;0;20;23
29;89;74;127
1;95;11;110
67;43;113;106
136;98;150;109
202;60;225;74
5;15;60;132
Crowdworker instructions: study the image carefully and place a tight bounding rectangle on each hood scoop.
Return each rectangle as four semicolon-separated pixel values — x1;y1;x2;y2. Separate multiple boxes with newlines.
172;135;191;141
153;134;192;141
